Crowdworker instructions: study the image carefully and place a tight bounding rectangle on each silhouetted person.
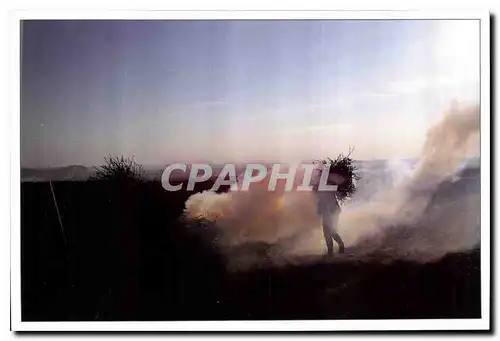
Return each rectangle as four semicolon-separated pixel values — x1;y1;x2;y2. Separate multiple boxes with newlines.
313;183;345;256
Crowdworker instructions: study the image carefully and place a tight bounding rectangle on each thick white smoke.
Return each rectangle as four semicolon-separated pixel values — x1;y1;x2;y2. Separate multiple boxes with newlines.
184;104;480;266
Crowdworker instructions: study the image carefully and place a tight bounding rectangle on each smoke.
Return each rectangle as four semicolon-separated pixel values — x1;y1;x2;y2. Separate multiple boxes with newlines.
184;103;480;266
185;171;319;246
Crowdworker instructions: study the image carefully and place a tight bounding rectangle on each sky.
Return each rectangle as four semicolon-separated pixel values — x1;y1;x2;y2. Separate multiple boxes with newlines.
21;20;480;168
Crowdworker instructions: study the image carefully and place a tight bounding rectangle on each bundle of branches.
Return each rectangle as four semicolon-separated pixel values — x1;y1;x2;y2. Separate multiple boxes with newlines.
315;147;361;203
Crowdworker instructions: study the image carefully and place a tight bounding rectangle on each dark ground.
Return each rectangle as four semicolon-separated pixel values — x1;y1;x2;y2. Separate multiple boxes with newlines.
21;179;481;321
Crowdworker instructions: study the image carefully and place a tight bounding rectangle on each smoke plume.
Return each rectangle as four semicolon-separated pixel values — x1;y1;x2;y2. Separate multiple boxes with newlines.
184;103;480;266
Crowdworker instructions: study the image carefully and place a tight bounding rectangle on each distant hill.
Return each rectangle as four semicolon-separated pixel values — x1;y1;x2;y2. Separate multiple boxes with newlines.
21;165;94;182
20;157;479;182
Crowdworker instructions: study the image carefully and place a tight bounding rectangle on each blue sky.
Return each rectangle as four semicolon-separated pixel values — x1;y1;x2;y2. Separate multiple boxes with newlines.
21;20;480;167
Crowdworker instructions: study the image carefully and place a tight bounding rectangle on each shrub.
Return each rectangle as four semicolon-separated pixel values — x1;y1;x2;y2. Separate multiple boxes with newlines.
90;155;145;183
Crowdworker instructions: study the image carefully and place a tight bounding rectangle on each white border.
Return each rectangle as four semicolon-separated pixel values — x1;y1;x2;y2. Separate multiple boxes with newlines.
479;11;491;332
10;10;491;332
9;9;489;20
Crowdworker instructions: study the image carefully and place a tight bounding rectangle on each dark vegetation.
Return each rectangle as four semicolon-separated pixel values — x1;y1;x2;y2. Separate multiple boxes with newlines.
316;148;361;203
90;155;145;183
21;157;481;321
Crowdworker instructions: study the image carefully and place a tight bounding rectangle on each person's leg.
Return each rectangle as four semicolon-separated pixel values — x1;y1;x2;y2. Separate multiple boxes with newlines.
330;213;344;253
322;215;334;256
332;233;344;253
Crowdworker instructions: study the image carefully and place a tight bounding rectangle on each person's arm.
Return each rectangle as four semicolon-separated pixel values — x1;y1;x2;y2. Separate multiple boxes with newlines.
336;190;347;201
333;191;344;211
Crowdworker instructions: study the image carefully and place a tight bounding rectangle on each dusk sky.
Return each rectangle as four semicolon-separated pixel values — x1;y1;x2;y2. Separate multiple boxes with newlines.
21;20;479;168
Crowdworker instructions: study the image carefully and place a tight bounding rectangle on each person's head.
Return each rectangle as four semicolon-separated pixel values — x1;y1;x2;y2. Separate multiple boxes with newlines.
314;165;346;186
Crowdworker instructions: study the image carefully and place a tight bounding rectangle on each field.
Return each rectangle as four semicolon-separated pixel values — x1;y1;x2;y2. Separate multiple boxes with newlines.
20;175;481;321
